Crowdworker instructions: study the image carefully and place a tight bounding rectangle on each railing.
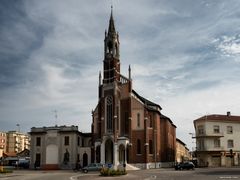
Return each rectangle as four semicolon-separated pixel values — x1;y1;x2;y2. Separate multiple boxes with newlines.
120;75;129;84
195;131;224;138
196;146;224;151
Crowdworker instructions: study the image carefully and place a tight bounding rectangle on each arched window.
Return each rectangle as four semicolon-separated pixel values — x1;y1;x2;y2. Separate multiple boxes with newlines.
107;41;113;54
149;140;153;154
137;139;141;154
149;115;153;128
106;96;113;132
137;113;140;127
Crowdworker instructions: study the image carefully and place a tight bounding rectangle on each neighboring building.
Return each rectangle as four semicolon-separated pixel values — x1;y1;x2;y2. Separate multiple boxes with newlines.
194;112;240;167
29;126;91;170
175;138;191;163
0;132;7;158
2;149;30;167
91;9;176;169
6;131;30;153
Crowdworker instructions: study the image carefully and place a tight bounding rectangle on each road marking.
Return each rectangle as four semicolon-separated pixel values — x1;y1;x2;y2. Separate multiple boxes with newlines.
70;175;79;180
70;173;97;180
219;177;238;179
144;175;157;180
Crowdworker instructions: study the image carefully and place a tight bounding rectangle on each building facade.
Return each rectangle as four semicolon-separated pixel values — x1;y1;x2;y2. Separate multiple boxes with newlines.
5;131;30;154
175;138;191;163
194;112;240;167
91;9;176;169
29;126;91;170
0;132;7;158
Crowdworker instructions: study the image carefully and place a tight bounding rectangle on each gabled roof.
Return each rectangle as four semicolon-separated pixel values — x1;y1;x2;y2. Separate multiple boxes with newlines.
161;114;177;128
132;89;162;110
17;149;30;157
176;138;186;146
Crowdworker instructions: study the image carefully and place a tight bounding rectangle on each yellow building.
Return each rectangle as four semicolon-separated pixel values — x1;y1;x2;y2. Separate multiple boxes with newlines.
176;138;191;163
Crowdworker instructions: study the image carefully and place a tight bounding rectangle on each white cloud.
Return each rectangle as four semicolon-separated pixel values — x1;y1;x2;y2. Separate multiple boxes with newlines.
214;35;240;57
1;0;240;149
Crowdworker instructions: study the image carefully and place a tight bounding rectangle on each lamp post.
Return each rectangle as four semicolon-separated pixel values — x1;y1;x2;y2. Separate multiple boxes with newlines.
189;133;195;160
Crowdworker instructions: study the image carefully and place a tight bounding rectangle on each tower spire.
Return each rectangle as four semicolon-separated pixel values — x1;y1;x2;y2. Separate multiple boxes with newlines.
108;5;116;34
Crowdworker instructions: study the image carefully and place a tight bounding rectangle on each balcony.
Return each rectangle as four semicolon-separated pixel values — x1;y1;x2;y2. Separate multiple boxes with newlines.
194;131;224;138
196;146;224;152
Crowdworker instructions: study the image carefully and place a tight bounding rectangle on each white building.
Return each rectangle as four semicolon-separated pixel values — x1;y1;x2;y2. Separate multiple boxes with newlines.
194;112;240;167
6;131;30;153
29;126;92;170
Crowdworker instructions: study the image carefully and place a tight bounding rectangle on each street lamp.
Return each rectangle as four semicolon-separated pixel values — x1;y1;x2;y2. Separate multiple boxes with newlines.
189;133;195;160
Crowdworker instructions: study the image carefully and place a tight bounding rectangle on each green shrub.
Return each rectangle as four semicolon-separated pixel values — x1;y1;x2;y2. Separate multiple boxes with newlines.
0;169;13;174
100;167;127;176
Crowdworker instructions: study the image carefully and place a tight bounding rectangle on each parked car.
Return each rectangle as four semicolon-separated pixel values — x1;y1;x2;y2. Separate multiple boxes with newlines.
18;159;30;169
82;163;103;173
175;162;195;170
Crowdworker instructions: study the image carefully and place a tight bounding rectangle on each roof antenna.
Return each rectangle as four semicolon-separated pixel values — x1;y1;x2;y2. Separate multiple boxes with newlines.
53;110;58;126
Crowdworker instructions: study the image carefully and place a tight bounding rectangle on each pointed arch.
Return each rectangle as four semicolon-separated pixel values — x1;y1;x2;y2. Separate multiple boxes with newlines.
119;144;125;164
105;139;113;164
106;96;113;132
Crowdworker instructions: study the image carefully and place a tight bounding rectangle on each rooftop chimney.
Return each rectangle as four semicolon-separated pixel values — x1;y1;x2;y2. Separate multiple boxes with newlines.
227;111;231;116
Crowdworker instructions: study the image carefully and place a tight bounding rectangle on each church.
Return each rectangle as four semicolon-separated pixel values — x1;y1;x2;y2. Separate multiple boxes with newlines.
91;9;177;169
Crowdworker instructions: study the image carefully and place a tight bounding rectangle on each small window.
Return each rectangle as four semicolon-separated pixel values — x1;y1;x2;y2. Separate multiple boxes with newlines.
137;113;140;127
227;126;233;134
213;125;220;133
198;125;204;135
214;139;220;148
149;140;153;154
77;137;80;146
198;139;205;150
228;140;234;148
64;136;69;146
149;115;153;128
82;139;84;147
137;139;141;154
36;137;41;146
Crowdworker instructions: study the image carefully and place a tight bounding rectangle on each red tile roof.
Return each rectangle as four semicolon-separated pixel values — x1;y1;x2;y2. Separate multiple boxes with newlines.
194;114;240;125
3;152;17;157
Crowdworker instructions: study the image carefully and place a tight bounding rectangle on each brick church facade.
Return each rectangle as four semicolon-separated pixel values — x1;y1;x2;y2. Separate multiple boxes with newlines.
91;9;176;169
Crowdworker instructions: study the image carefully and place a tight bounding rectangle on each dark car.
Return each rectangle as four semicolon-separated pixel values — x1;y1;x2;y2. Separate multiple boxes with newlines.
175;162;195;170
82;163;103;173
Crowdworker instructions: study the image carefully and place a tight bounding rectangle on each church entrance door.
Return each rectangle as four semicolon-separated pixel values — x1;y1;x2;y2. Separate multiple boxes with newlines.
83;153;88;167
105;139;113;164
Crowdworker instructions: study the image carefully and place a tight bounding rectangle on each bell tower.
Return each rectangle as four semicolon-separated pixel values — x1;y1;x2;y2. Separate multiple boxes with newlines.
103;6;120;84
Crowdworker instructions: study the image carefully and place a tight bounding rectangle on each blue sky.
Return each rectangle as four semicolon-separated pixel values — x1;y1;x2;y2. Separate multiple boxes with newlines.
1;0;240;149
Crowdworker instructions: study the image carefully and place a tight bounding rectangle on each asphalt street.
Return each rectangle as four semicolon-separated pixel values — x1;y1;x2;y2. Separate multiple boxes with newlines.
1;168;240;180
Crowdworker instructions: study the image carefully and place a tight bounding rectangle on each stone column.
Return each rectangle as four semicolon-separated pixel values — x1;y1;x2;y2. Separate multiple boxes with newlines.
100;142;105;165
221;153;225;167
234;154;238;166
113;142;119;169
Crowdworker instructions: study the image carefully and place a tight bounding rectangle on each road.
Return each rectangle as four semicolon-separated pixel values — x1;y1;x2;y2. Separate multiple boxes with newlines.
1;168;240;180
